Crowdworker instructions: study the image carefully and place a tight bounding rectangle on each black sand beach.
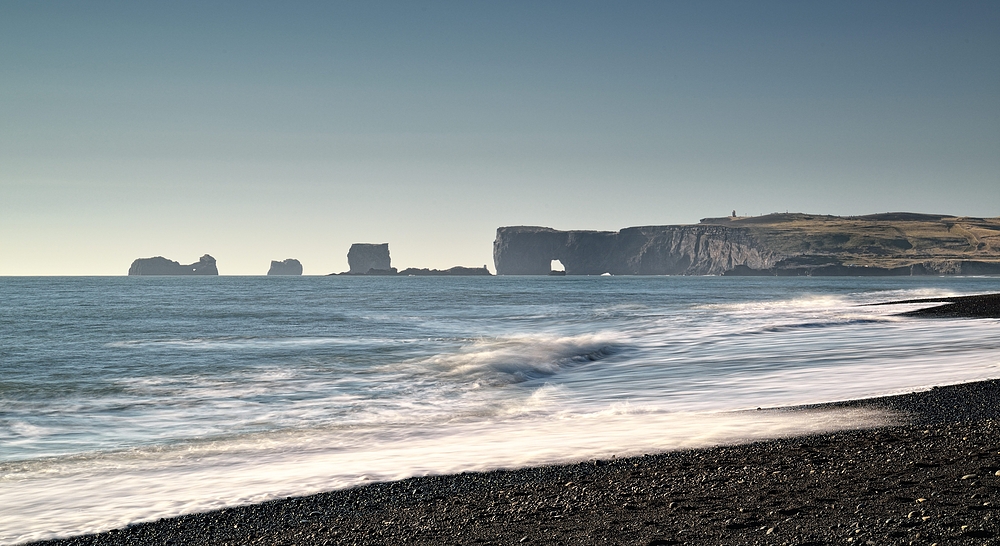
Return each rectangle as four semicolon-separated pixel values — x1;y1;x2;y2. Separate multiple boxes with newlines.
31;378;1000;546
869;293;1000;318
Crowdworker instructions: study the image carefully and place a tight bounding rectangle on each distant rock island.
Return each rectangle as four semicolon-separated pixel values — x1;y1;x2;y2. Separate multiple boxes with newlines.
398;266;492;276
336;243;492;276
494;213;1000;276
267;259;303;276
347;243;396;275
128;255;219;275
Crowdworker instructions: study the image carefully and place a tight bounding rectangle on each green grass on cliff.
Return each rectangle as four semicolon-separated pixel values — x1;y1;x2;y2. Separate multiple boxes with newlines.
699;213;1000;267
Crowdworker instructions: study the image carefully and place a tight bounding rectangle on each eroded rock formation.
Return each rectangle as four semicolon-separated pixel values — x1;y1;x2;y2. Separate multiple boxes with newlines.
128;255;218;275
267;259;303;276
347;244;392;274
493;226;778;275
494;213;1000;276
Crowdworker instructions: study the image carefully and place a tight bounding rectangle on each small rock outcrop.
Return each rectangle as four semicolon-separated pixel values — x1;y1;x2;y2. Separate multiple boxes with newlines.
128;255;218;275
267;259;303;276
347;243;392;274
397;266;493;276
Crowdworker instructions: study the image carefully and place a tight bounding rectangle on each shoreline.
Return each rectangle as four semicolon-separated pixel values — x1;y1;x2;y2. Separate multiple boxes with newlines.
30;379;1000;545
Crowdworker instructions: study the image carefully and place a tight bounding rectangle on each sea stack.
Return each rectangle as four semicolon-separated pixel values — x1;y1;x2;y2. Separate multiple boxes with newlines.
128;255;219;275
267;259;303;276
347;243;395;274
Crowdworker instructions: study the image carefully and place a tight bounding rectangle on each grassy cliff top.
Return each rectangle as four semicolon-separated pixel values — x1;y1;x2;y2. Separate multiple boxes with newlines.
699;212;1000;267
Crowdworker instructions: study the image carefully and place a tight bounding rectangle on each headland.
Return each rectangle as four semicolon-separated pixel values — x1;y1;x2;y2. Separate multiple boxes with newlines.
494;213;1000;275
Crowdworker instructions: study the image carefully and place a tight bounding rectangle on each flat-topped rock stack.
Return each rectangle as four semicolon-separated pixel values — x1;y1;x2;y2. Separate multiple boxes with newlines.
346;243;395;275
267;259;303;276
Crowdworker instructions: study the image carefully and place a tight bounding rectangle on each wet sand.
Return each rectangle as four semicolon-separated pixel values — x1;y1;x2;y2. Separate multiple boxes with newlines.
28;377;1000;545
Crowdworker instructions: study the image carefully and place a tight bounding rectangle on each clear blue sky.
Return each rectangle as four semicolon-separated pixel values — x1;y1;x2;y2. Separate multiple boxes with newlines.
2;1;998;274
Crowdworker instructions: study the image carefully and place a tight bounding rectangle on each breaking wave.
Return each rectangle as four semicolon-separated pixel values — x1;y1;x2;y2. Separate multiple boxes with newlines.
413;333;622;385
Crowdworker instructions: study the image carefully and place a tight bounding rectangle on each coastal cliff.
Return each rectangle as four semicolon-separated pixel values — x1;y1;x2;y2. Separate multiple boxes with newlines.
494;226;776;275
128;255;219;275
494;213;1000;276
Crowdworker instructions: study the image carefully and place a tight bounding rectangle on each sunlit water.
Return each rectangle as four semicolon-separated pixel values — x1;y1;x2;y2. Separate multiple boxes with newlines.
1;276;999;543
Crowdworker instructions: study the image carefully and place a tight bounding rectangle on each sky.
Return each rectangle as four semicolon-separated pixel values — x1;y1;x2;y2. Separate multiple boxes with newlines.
1;1;998;275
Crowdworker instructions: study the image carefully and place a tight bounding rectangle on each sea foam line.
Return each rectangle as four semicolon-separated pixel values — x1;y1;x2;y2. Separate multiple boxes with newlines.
0;406;893;545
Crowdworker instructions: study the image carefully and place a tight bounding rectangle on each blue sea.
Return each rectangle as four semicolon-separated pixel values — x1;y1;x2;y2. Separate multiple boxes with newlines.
2;276;999;543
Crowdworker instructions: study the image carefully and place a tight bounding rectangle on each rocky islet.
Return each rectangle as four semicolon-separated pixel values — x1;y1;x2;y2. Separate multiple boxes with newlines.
266;259;303;276
127;255;219;275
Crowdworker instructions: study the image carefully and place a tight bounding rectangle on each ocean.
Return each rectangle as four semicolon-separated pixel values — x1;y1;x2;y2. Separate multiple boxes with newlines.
1;276;998;544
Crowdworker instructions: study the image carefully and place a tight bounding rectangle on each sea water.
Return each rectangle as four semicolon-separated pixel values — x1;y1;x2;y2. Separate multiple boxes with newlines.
1;276;998;543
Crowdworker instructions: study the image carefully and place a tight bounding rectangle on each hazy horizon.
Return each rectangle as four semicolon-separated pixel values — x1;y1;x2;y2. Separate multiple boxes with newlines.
3;1;998;275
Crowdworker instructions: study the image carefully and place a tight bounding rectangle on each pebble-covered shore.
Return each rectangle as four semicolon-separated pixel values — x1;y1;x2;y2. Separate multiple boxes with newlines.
31;379;1000;546
872;293;1000;318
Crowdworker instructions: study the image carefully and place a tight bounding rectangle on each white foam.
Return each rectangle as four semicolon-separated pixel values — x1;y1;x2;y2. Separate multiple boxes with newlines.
410;332;621;385
0;406;892;545
5;281;1000;544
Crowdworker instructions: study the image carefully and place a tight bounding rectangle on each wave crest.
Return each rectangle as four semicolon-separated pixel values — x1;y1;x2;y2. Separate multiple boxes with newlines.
416;333;621;385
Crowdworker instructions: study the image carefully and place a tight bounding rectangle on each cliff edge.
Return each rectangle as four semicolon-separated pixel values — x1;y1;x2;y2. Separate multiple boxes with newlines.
494;226;776;275
494;213;1000;276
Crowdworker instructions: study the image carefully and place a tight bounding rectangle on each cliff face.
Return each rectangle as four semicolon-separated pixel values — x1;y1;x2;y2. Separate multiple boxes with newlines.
267;259;303;276
347;244;391;274
494;213;1000;276
493;226;779;275
128;255;218;275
